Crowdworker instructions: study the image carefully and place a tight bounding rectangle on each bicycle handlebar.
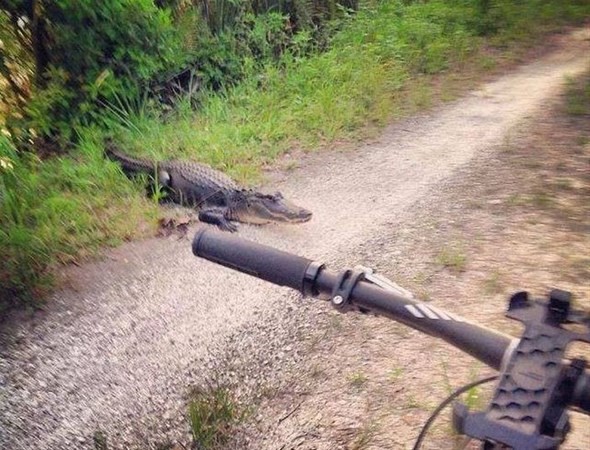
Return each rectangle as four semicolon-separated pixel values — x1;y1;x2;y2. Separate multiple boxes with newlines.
192;228;514;368
192;229;590;417
192;226;316;292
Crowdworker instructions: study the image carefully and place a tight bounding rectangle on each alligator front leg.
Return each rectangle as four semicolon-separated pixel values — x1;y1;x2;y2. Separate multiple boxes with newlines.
198;208;238;232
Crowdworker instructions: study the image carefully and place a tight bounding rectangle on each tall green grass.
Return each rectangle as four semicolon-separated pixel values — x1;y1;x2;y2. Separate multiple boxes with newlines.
0;132;157;309
2;0;589;308
114;0;590;183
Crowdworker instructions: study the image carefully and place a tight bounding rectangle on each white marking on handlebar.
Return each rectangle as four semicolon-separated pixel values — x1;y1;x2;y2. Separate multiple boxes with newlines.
405;303;467;322
446;313;466;323
405;305;425;318
417;304;440;319
428;305;453;320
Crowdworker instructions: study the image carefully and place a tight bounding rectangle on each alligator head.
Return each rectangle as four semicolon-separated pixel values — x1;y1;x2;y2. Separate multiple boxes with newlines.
230;190;312;225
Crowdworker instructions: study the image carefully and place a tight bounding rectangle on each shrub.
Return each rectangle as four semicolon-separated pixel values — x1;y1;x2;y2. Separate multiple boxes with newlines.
3;0;188;146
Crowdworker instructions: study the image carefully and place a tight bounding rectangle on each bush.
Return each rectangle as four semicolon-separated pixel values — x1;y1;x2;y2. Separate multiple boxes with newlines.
4;0;188;146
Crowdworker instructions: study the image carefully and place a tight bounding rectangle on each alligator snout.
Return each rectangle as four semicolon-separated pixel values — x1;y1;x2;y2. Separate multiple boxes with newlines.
290;207;312;223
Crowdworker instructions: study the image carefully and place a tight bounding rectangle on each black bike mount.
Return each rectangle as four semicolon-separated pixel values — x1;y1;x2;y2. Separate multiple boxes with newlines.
453;289;590;449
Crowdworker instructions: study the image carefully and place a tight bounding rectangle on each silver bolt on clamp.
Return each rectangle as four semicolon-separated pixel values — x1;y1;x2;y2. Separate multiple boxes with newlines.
354;265;415;299
332;295;345;306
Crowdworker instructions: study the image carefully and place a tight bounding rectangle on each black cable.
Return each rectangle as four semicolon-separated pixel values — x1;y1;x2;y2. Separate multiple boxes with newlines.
412;375;499;450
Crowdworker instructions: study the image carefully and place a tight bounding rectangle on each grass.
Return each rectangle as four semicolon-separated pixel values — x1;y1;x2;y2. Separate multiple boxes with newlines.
404;395;428;409
462;367;490;412
348;371;368;389
188;385;244;449
436;245;467;273
530;190;555;209
111;1;590;184
554;177;574;191
350;422;378;450
93;431;108;450
564;73;590;116
506;193;527;207
387;367;404;382
483;270;503;295
0;131;158;310
3;0;590;306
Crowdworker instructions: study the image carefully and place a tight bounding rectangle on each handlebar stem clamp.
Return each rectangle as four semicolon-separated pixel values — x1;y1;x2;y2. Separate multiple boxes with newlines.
331;269;366;313
302;261;325;297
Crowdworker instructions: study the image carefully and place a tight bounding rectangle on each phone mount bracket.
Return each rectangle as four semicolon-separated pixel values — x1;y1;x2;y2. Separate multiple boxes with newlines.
453;289;590;450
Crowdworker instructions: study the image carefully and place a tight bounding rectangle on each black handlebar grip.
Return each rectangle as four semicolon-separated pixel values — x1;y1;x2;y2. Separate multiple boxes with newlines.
192;229;317;293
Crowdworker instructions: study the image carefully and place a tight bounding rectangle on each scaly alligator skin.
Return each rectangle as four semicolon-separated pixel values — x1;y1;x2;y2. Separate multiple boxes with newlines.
106;144;312;232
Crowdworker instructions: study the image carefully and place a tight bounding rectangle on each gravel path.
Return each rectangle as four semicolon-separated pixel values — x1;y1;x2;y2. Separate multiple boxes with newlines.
1;28;588;450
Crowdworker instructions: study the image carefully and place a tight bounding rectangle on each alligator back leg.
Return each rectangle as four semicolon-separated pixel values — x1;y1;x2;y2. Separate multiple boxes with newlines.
198;208;238;232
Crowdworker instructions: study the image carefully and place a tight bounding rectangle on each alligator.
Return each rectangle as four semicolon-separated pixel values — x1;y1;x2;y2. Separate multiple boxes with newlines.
106;144;312;232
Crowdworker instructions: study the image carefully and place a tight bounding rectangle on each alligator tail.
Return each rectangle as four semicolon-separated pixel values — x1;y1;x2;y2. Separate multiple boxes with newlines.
105;141;156;173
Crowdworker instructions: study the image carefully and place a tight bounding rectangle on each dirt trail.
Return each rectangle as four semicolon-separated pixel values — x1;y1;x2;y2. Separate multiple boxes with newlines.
1;28;589;450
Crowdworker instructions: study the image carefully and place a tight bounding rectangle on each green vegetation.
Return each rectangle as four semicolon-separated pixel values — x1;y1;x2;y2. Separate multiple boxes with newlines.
387;366;404;381
348;370;368;389
188;385;244;449
92;430;108;450
564;72;590;116
0;0;353;307
350;422;378;450
2;0;590;308
436;244;467;273
482;269;503;294
0;131;156;309
1;1;187;146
